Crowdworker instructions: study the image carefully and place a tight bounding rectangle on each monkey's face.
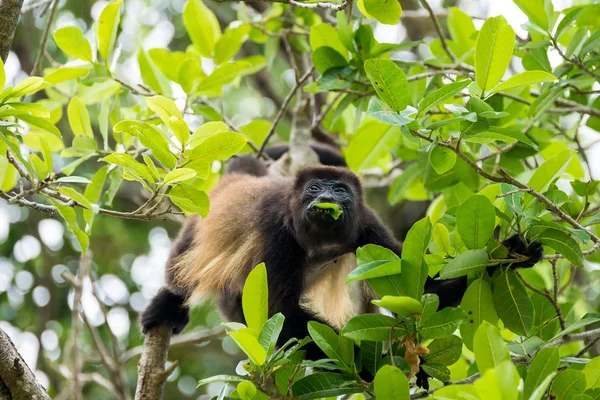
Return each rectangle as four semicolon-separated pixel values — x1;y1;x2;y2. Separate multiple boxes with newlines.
301;179;355;228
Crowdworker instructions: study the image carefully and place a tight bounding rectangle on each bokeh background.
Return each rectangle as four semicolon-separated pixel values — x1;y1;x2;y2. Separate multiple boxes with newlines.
1;0;597;398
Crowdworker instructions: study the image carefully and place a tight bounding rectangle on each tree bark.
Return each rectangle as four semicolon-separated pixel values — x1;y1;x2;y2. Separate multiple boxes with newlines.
134;326;172;400
0;328;50;400
0;0;23;62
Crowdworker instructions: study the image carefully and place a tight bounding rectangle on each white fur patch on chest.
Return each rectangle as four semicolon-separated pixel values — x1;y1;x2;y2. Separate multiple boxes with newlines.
301;253;361;329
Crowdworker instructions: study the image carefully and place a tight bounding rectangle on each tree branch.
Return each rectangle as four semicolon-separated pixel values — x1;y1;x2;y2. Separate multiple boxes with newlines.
134;326;173;400
0;328;51;400
0;0;23;62
30;0;58;76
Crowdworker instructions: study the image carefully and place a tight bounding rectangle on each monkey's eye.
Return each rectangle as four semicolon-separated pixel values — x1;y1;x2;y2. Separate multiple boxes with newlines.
308;184;320;192
333;187;347;194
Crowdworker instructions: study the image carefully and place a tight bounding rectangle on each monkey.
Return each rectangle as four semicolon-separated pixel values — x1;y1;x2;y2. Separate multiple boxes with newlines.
140;151;544;361
265;142;347;167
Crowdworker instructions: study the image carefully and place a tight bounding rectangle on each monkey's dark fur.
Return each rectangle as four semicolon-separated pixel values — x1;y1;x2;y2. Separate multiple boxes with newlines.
141;147;543;360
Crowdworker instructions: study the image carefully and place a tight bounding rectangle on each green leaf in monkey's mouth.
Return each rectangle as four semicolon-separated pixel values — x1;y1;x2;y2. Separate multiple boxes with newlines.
311;202;343;220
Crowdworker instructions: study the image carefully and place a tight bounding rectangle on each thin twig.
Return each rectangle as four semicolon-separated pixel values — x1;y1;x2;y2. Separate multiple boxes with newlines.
418;0;456;63
30;0;59;76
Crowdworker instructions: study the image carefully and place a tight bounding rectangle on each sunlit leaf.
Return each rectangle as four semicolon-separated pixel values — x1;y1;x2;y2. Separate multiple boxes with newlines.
475;16;515;95
54;26;93;62
97;0;123;62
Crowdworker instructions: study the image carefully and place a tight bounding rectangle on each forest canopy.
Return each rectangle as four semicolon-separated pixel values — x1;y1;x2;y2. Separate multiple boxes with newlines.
0;0;599;399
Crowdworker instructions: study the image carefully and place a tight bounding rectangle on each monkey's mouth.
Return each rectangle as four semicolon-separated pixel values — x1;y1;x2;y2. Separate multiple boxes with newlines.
310;203;343;220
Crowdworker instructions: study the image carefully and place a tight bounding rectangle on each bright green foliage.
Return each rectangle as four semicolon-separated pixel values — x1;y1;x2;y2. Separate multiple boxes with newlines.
3;0;600;398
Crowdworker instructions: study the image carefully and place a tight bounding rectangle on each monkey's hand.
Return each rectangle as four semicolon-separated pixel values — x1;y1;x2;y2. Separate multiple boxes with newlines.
502;234;543;269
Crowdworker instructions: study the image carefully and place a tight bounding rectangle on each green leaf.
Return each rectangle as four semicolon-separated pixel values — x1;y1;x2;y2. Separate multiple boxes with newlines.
475;16;516;95
421;363;451;382
364;59;408;112
583;357;600;389
374;365;409;400
309;23;348;61
67;96;93;138
113;120;177;169
138;49;170;95
308;321;350;370
149;49;186;83
237;381;256;400
513;0;549;30
488;71;556;95
190;131;247;161
538;228;584;268
400;216;431;299
97;0;123;62
163;168;197;185
83;166;108;233
456;195;496;250
523;347;560;399
312;47;348;74
473;321;509;373
341;314;404;341
214;24;251;65
8;77;48;99
423;335;462;366
183;0;221;58
239;120;270;153
418;80;471;116
528;149;575;193
78;79;121;105
19;114;61;137
348;244;401;282
0;57;4;89
366;98;416;126
555;8;583;40
168;116;190;147
552;370;586;400
433;223;452;254
168;184;210;217
343;118;400;172
146;95;182;125
420;307;467;339
460;278;498;350
44;66;91;84
229;330;267;366
430;145;457;175
364;0;402;25
258;313;284;357
51;200;89;252
197;375;249;388
292;373;363;400
493;269;534;336
439;249;489;279
100;153;155;184
371;296;422;316
53;26;93;62
242;263;268;336
336;11;354;51
529;372;558;400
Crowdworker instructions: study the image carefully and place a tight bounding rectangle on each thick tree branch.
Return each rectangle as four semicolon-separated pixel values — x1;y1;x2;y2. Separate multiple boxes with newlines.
0;328;51;400
134;326;173;400
0;0;23;62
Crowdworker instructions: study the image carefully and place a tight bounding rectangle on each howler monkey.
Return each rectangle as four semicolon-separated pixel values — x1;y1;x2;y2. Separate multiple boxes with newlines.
141;151;543;359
